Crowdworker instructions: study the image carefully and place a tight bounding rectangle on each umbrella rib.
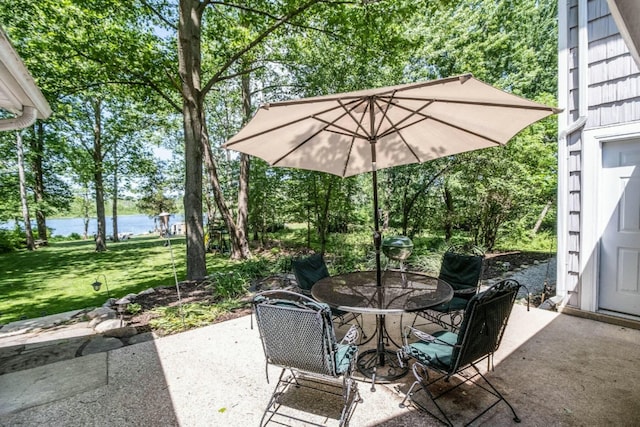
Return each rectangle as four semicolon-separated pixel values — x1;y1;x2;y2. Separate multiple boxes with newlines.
224;100;361;146
338;98;371;139
378;105;504;146
372;94;398;138
340;104;370;177
374;98;424;164
376;97;435;137
271;100;366;168
271;126;327;167
380;94;557;112
312;117;369;140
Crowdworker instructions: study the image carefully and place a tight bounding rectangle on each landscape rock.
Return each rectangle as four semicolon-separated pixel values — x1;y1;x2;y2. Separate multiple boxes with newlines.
0;338;83;375
103;326;138;338
93;319;125;333
102;298;116;308
138;288;156;296
86;307;116;320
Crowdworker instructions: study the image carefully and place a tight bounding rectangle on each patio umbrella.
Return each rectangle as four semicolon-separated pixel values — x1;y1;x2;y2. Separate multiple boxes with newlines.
223;74;560;285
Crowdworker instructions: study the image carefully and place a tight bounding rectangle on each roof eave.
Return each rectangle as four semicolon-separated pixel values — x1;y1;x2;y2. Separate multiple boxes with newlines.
0;27;51;130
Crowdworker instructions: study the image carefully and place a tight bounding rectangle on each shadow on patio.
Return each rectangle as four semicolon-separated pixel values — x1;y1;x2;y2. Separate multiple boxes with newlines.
2;304;639;426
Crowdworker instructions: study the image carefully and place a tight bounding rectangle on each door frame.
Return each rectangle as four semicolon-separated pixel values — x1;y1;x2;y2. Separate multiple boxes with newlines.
582;122;640;314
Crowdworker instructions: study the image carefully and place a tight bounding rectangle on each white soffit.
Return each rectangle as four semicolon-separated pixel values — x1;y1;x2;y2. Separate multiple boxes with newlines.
607;0;640;68
0;27;51;123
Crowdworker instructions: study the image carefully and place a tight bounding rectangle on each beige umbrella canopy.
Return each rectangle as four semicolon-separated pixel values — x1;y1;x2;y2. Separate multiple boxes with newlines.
224;74;560;177
223;74;560;282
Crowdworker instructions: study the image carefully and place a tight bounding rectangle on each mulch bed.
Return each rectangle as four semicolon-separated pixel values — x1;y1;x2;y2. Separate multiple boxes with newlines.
123;251;554;334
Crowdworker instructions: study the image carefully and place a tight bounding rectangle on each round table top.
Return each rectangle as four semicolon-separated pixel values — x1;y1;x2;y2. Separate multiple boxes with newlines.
311;270;453;314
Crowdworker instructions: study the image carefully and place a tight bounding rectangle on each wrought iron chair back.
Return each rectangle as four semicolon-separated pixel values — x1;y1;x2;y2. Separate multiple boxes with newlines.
254;291;337;377
398;279;522;426
438;246;484;298
291;253;368;344
450;279;519;372
412;245;485;330
253;290;361;427
291;252;330;295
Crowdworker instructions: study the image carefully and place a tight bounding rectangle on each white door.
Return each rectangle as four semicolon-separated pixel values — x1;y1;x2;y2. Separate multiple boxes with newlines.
599;140;640;316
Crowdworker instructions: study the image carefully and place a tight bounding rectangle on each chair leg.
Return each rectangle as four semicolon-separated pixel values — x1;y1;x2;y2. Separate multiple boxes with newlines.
339;376;361;427
471;366;521;424
399;379;420;409
260;369;288;427
400;362;520;426
399;378;455;426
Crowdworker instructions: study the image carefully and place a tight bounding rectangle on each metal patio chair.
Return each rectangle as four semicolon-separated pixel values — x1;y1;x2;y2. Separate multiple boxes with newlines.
292;253;368;343
412;245;485;331
253;290;361;427
398;279;522;426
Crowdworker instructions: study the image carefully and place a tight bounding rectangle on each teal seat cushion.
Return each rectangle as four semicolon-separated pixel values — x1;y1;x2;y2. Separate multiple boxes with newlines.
404;331;458;369
334;343;358;374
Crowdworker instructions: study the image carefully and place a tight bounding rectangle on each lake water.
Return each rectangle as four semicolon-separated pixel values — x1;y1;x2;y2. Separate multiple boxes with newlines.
1;214;185;237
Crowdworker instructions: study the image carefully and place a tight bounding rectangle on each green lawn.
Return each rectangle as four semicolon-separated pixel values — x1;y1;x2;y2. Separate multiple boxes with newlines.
0;235;233;324
0;228;555;325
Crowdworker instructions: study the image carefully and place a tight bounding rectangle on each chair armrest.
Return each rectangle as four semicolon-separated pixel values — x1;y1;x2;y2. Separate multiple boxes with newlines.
402;326;436;347
340;325;359;345
411;327;438;343
403;326;456;347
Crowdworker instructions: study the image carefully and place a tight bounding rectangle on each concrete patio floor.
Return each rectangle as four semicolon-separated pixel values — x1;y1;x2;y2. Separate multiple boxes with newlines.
1;304;639;426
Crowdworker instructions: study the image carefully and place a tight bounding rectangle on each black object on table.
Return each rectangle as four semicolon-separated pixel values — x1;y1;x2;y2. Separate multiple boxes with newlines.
312;270;453;386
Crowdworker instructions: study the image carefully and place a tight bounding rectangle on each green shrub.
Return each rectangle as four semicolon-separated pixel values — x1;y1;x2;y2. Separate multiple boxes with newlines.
127;302;142;314
0;228;24;253
409;252;442;274
149;300;244;335
207;272;247;299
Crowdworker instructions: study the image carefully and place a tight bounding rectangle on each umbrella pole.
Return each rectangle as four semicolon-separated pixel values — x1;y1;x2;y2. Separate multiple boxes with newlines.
370;142;382;288
372;165;382;286
370;138;387;372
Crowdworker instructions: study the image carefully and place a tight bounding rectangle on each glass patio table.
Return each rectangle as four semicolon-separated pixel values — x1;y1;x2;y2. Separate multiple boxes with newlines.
312;270;453;384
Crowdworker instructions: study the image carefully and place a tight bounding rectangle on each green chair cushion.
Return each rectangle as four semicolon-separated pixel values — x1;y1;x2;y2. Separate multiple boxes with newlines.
335;343;358;374
292;253;330;292
405;330;458;369
438;251;483;295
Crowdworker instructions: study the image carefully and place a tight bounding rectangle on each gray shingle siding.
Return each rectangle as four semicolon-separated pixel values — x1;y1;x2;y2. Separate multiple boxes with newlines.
561;0;640;308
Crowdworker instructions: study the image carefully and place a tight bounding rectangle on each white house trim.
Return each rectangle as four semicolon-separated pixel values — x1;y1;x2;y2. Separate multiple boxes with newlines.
557;0;569;300
0;27;51;130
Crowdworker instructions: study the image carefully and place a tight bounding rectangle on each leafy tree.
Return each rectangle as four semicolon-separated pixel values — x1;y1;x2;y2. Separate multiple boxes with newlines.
136;160;178;218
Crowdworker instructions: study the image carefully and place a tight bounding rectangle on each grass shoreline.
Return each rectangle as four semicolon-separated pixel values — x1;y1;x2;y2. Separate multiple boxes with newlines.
0;236;201;324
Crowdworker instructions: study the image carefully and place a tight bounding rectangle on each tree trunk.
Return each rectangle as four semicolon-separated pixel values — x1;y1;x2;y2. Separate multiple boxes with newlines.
82;185;90;239
202;140;250;259
235;71;252;257
92;99;107;252
31;122;48;241
112;163;119;242
16;131;35;250
178;0;207;279
443;183;454;242
532;200;552;235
